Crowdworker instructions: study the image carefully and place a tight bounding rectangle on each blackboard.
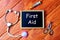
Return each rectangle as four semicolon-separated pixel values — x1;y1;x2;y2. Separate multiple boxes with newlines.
20;10;44;29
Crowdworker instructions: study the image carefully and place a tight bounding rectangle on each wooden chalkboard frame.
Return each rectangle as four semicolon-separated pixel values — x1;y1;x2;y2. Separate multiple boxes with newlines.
20;10;44;29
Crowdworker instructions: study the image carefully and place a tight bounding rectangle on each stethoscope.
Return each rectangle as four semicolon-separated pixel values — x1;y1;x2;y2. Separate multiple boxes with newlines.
5;1;54;38
5;9;28;38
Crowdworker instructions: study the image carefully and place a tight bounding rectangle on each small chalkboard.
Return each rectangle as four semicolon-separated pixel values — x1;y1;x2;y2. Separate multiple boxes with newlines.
20;10;44;29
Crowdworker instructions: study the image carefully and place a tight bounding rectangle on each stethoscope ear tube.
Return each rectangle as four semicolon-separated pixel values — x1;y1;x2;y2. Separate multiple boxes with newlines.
5;9;20;25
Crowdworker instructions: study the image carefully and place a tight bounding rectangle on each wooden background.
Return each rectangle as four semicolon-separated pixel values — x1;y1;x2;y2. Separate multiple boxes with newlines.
0;0;60;40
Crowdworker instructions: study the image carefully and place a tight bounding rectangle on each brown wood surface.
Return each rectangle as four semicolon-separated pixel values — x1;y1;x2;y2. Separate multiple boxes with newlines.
0;0;60;40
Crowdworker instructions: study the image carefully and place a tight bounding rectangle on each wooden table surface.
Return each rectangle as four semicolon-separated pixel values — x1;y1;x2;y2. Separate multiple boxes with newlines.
0;0;60;40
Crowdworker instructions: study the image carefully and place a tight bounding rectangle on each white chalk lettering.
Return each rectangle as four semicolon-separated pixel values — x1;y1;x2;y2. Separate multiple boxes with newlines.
26;13;38;18
28;20;36;24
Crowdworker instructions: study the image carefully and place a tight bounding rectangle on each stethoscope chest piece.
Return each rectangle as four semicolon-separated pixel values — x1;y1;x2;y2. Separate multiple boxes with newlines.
21;31;28;37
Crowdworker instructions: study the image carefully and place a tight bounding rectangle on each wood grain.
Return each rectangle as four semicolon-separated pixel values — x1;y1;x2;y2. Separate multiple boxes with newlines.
0;0;60;40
